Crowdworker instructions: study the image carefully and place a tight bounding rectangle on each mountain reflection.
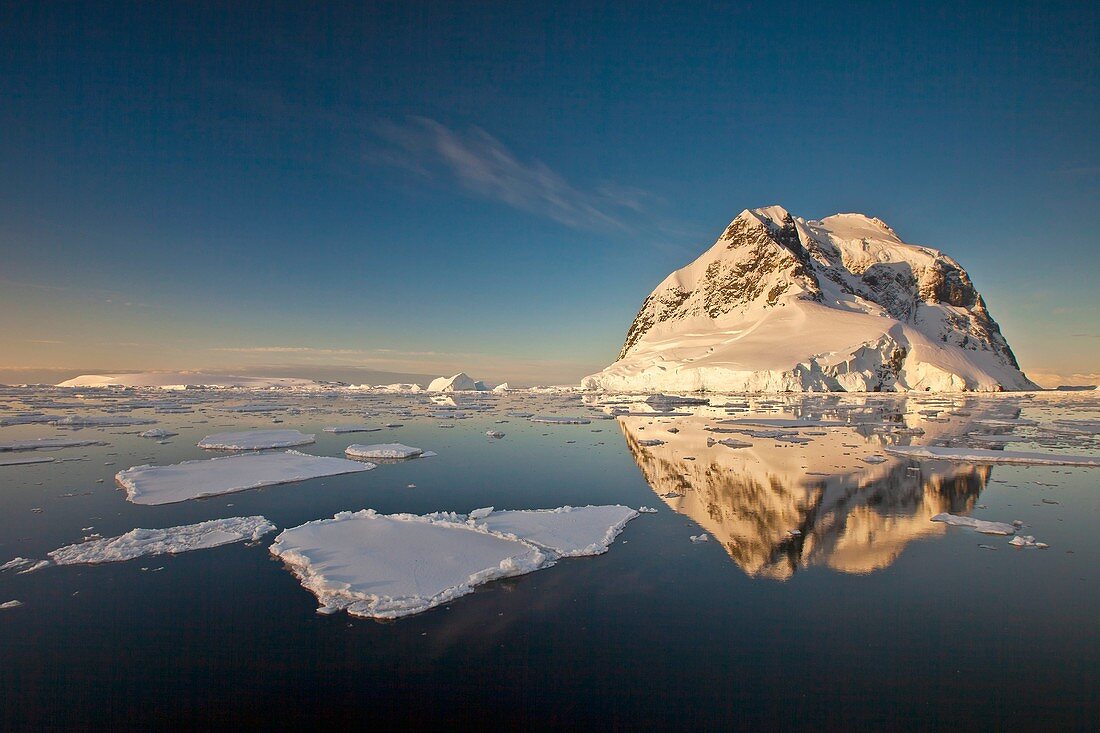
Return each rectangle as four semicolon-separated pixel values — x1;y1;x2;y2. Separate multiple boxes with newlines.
618;405;990;579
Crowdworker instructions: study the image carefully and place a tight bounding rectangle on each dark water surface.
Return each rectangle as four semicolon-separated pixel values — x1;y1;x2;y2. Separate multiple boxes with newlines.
1;388;1097;730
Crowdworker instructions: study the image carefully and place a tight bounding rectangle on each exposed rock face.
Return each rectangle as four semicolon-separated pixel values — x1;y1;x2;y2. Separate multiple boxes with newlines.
584;206;1035;392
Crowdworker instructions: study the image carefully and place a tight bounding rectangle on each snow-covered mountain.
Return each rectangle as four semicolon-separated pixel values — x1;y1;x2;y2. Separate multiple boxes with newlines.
583;206;1036;392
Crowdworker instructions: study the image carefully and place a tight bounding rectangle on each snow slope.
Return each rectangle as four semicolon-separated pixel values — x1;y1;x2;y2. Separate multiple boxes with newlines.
583;206;1036;393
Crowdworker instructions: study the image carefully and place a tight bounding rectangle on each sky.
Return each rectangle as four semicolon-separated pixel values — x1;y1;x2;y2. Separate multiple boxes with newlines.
0;0;1097;386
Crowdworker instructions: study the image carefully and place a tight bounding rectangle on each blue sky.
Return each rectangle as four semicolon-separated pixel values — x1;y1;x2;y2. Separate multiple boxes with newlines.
1;1;1096;385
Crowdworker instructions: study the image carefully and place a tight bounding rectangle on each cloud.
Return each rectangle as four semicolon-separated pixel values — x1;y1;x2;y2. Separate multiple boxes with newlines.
369;117;696;245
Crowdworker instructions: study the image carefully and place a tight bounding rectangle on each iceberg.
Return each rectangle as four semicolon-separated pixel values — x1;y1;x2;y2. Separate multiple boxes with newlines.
427;373;482;392
197;429;316;450
116;450;374;505
45;516;276;566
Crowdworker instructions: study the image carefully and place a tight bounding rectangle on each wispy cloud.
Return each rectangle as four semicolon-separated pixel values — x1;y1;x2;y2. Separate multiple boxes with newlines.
370;117;697;246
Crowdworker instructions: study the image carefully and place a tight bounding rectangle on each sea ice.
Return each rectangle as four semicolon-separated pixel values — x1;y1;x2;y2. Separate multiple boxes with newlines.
1008;535;1049;549
140;428;178;439
270;510;547;618
931;513;1017;535
485;430;505;438
0;455;55;466
51;415;155;427
886;446;1100;466
529;416;592;424
322;425;382;434
471;505;639;557
116;450;374;505
690;534;709;543
0;600;23;610
345;443;424;460
0;437;103;451
197;429;316;450
44;516;276;566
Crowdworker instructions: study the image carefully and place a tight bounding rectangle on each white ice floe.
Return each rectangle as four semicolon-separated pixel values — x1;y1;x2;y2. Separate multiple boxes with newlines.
1;558;38;572
270;510;547;619
1008;535;1049;549
637;438;666;447
0;413;63;426
345;443;424;460
139;428;178;439
44;516;276;566
885;446;1100;466
471;505;639;557
0;455;55;466
322;425;382;434
529;416;592;424
0;600;23;610
197;429;315;450
690;534;709;543
0;437;103;451
638;506;658;513
931;513;1017;535
51;415;155;427
116;450;374;505
223;404;291;413
485;430;505;438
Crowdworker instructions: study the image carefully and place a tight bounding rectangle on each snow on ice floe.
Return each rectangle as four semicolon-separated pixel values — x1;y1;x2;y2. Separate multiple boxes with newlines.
323;425;382;434
0;437;103;451
345;443;424;460
197;429;315;450
472;505;639;557
270;510;547;619
0;455;55;466
116;450;374;505
43;516;276;566
885;445;1100;466
270;505;641;619
931;513;1017;535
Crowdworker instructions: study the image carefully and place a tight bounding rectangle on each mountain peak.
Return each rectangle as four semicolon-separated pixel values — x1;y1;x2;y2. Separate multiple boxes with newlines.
585;206;1035;393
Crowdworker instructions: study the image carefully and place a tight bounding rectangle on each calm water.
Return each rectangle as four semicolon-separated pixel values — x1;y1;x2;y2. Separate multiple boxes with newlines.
1;388;1097;730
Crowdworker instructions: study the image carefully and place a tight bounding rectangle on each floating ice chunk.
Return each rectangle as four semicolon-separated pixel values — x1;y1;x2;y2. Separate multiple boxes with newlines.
485;430;505;438
0;600;23;610
863;455;888;464
931;513;1017;535
638;506;658;513
345;443;424;460
636;438;665;447
690;534;709;543
885;446;1100;466
0;413;63;426
469;506;494;520
1;557;38;572
140;428;178;439
51;415;155;427
270;510;547;619
322;425;382;434
0;437;103;451
529;416;592;425
116;450;373;505
1008;535;1049;549
0;455;55;466
473;505;639;557
198;429;315;450
44;516;276;566
224;404;291;413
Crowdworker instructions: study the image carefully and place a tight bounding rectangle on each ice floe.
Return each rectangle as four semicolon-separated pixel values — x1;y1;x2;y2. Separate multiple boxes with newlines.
1;600;23;610
0;437;103;451
270;505;641;619
1008;535;1049;549
472;505;638;557
344;443;424;460
139;428;178;439
931;513;1017;535
0;455;55;466
33;517;276;568
885;446;1100;466
51;415;155;427
322;425;382;434
116;450;374;505
529;416;592;424
197;429;315;450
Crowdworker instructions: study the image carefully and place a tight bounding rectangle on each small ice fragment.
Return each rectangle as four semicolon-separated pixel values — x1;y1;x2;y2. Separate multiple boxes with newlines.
863;455;888;464
931;513;1016;535
485;431;505;438
345;443;424;460
978;544;998;551
637;506;658;513
323;425;381;434
140;428;178;439
469;507;494;520
690;534;709;543
637;438;665;446
0;600;23;610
